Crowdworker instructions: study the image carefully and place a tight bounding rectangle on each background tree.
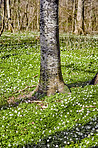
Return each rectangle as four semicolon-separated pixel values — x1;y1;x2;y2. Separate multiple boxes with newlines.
6;0;14;32
37;0;69;96
0;0;97;34
74;0;84;35
0;0;6;36
0;0;2;27
72;0;76;33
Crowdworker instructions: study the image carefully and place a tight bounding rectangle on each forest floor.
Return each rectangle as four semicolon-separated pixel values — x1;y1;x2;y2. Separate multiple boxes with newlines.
0;32;98;147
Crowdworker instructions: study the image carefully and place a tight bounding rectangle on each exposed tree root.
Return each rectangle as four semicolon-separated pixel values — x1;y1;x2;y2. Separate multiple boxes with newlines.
7;72;98;105
12;85;36;94
7;85;39;104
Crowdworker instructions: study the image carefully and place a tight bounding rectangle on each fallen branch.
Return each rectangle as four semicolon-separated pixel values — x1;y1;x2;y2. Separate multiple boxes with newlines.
82;105;96;109
79;105;96;112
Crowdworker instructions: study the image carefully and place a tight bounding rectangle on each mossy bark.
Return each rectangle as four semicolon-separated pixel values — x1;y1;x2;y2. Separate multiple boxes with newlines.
37;0;70;96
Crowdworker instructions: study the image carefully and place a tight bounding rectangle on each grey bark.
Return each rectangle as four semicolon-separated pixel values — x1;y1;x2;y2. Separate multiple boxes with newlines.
65;0;68;32
89;0;93;32
72;0;76;32
17;0;21;31
74;0;84;35
36;1;39;31
37;0;69;96
6;0;14;32
0;0;6;36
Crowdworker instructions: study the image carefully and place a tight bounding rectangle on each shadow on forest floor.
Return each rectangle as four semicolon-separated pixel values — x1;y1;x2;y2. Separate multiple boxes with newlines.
0;79;92;110
23;117;98;148
66;80;90;89
66;72;98;90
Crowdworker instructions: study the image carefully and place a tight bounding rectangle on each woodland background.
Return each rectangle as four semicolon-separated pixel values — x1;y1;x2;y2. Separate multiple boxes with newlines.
0;1;98;147
0;0;98;35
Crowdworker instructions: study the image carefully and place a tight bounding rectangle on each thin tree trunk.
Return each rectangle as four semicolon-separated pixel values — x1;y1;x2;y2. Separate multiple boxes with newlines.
36;2;39;31
0;0;6;36
17;0;20;31
6;0;14;32
65;0;68;32
20;3;28;31
74;0;84;35
37;0;70;96
25;3;29;30
11;0;16;31
72;0;76;33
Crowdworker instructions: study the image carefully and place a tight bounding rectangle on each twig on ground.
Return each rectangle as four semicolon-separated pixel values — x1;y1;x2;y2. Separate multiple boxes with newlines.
82;106;96;108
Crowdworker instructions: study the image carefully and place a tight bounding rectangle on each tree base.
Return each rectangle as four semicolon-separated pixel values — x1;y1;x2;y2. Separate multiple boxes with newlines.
89;73;98;85
74;27;85;35
36;80;70;97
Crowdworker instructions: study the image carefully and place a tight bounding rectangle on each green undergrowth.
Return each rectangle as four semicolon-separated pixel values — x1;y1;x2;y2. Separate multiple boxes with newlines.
0;32;98;147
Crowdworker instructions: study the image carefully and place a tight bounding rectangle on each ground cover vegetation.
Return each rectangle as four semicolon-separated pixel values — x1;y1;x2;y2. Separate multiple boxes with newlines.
0;32;98;147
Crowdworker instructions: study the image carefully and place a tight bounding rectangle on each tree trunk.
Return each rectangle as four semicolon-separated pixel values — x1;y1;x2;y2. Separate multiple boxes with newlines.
17;0;21;31
74;0;84;35
36;0;39;31
89;72;98;85
37;0;69;96
65;0;68;32
72;0;76;33
6;0;14;32
0;0;6;36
